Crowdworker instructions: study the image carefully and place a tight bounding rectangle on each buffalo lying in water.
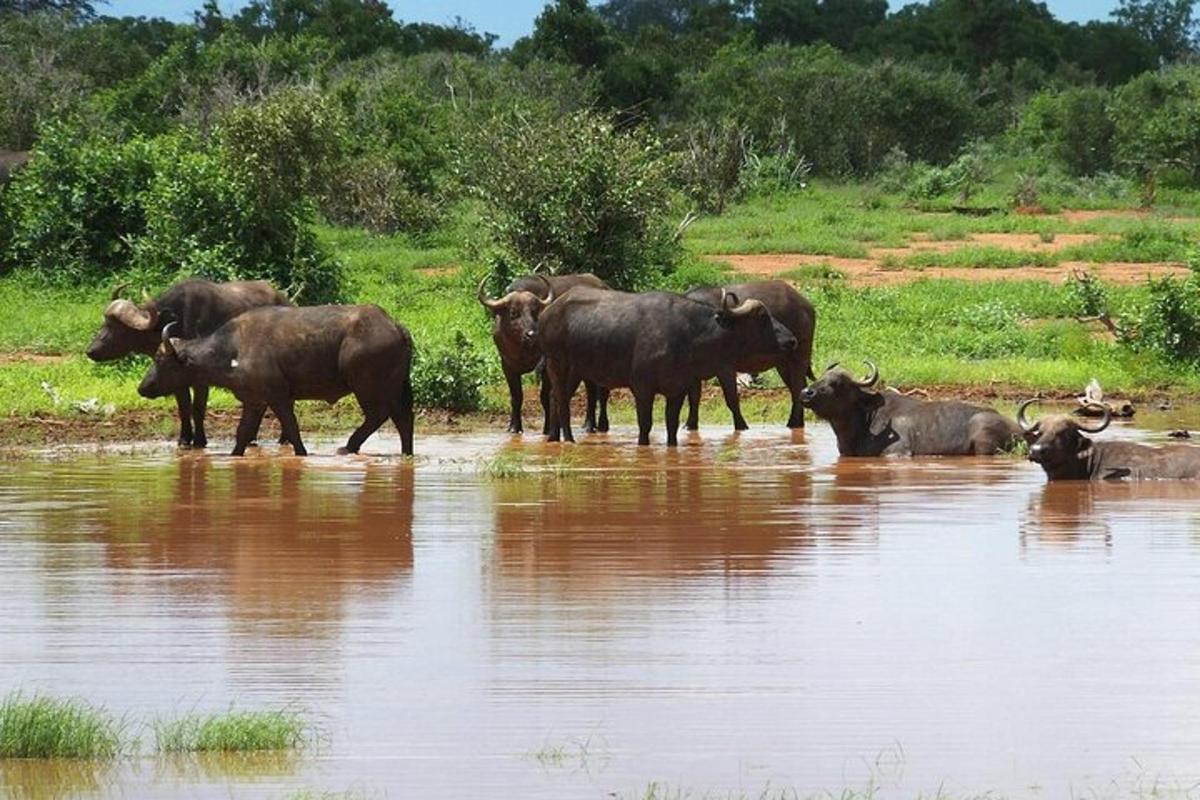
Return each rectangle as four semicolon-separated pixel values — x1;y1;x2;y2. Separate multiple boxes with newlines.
1020;400;1200;480
479;273;611;434
138;305;414;457
683;280;816;431
538;287;798;446
800;361;1022;456
87;280;290;447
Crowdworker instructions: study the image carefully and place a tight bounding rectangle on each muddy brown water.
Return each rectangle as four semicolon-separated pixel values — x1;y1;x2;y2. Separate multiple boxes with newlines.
4;415;1200;798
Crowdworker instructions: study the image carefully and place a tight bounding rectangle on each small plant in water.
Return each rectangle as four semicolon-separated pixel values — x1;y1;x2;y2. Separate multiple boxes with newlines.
153;708;311;753
0;691;128;759
479;449;530;479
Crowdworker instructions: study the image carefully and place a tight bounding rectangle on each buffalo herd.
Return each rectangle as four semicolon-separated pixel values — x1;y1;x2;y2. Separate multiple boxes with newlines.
88;273;1200;483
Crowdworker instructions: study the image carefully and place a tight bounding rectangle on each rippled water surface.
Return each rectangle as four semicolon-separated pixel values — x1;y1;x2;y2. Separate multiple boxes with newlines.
4;420;1200;798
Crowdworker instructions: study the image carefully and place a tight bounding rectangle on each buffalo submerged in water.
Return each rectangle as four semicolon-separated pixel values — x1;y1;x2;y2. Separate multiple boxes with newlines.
800;361;1023;456
138;304;415;457
1020;400;1200;481
537;286;798;446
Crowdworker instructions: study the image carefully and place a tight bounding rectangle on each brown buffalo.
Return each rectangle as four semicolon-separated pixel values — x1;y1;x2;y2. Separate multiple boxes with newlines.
1020;400;1200;480
684;280;816;430
87;279;289;447
800;361;1022;456
479;272;610;434
537;286;798;446
138;305;414;457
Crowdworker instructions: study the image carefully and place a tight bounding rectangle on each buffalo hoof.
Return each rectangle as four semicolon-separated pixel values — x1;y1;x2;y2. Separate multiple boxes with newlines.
583;422;597;434
292;446;309;457
193;436;208;449
336;446;355;456
734;422;750;432
597;421;610;433
506;424;523;434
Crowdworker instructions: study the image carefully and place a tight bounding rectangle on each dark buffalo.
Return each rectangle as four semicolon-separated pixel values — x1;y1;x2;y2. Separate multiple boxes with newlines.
478;272;611;434
684;280;816;430
87;279;289;448
138;305;414;457
0;151;30;185
1020;400;1200;480
538;287;798;446
800;361;1022;456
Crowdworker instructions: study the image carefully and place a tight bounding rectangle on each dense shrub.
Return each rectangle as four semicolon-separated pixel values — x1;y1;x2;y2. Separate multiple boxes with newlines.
322;156;442;235
1121;276;1200;366
1014;86;1116;176
1110;66;1200;182
411;330;490;412
681;42;982;176
459;108;679;290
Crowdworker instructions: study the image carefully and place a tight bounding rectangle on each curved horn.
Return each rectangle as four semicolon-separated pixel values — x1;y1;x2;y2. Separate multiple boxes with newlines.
725;297;765;318
161;321;178;357
104;298;157;331
824;361;840;373
720;288;741;312
110;282;130;301
856;360;879;388
536;274;554;307
1016;398;1038;433
477;277;507;311
1078;403;1112;434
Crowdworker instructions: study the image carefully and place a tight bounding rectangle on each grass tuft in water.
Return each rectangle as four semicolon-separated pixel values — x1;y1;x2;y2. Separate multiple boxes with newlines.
0;692;127;759
479;449;530;479
153;708;311;753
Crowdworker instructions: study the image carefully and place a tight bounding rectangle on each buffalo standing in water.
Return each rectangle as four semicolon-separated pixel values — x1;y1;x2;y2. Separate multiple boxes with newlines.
683;280;816;430
478;272;611;434
138;305;414;457
800;361;1022;456
1020;400;1200;480
87;280;290;447
537;287;798;446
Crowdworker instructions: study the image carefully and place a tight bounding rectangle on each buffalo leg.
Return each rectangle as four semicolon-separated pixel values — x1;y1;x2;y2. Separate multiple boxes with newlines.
596;386;610;432
684;381;701;431
718;370;749;431
665;393;685;447
583;381;599;433
539;369;554;437
191;385;209;448
504;365;524;434
272;400;308;456
232;403;267;456
174;389;194;447
391;377;415;457
634;390;655;446
781;362;806;428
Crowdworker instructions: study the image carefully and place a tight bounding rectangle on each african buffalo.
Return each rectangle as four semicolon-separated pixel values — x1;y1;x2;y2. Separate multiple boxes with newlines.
137;305;414;457
478;272;611;434
800;361;1022;456
684;280;816;430
87;279;290;448
1020;400;1200;480
538;287;798;446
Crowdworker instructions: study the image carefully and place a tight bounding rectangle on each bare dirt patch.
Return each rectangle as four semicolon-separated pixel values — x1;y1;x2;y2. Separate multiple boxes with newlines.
0;352;69;366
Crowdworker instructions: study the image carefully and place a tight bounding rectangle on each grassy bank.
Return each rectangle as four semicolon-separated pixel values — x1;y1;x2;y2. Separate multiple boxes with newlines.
2;183;1199;446
0;693;127;759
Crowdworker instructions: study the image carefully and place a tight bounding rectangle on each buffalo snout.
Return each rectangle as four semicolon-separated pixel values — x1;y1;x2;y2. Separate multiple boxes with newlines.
1027;442;1047;463
799;387;816;405
523;328;537;344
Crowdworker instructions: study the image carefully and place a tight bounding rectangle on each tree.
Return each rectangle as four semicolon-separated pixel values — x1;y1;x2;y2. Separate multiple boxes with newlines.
1112;0;1198;63
0;0;100;17
1062;21;1157;84
511;0;617;69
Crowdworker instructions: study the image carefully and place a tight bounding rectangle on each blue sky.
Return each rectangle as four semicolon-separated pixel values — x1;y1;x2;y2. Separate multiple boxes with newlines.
104;1;1121;46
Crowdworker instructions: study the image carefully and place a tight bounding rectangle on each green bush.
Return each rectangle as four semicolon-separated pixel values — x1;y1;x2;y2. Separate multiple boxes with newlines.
1014;86;1115;176
1121;275;1200;366
1110;66;1200;182
411;330;490;412
459;107;679;290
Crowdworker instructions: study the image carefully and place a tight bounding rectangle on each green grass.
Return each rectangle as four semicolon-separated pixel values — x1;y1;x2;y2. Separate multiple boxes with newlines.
153;708;312;754
882;246;1059;270
0;692;128;759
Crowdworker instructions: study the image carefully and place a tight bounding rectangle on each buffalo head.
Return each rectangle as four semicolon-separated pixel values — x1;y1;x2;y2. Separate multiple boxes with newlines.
87;284;161;361
137;322;196;398
714;289;797;354
1019;399;1111;476
478;276;554;353
798;360;879;419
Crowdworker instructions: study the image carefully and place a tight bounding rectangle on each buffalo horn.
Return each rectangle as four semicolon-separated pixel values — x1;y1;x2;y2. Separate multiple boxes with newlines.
1078;403;1112;434
726;297;765;318
1016;398;1038;433
535;274;554;307
477;277;510;311
161;321;178;357
105;298;157;331
856;360;879;388
110;282;130;301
